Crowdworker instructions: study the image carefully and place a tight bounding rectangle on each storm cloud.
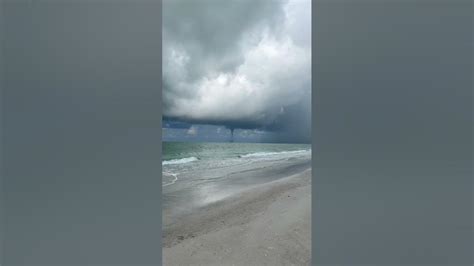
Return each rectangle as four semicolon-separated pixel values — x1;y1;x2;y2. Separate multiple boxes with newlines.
163;0;311;143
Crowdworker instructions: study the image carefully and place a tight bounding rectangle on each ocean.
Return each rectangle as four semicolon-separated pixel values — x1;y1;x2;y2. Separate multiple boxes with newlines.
163;142;311;184
162;142;311;225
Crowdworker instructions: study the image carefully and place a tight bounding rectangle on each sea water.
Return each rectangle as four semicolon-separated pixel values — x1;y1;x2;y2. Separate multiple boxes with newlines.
163;142;310;185
162;142;311;223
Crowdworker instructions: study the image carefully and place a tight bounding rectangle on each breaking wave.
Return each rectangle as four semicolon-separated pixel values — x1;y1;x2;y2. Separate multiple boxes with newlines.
162;156;199;165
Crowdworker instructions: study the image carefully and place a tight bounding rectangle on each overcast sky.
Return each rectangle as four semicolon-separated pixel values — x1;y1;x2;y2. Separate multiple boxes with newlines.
163;0;311;143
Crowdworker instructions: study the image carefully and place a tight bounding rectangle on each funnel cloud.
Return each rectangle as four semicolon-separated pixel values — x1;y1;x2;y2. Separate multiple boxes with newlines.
163;0;311;143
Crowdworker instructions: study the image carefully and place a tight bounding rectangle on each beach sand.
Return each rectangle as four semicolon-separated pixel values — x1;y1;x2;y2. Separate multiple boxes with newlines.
163;168;311;266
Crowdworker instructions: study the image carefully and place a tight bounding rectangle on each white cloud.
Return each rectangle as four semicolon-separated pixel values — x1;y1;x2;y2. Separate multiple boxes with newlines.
163;0;311;141
186;126;198;135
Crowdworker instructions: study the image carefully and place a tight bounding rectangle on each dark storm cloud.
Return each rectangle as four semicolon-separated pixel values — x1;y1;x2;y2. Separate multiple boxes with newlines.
163;0;286;77
163;0;311;143
162;119;192;129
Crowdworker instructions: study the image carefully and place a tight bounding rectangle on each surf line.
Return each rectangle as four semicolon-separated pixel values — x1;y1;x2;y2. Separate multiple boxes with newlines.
163;172;178;187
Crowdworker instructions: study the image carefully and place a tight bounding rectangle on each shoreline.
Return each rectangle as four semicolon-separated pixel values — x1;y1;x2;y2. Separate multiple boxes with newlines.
163;167;311;265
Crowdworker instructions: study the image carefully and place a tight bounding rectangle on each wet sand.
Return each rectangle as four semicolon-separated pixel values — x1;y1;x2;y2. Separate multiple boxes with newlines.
163;167;311;266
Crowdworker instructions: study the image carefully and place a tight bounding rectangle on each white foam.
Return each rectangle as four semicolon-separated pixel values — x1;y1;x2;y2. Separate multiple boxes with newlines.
162;156;199;165
240;149;310;158
163;172;178;187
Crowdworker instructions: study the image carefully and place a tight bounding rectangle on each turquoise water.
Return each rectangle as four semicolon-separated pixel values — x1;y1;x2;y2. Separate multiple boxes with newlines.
163;142;311;163
162;142;311;188
162;141;312;224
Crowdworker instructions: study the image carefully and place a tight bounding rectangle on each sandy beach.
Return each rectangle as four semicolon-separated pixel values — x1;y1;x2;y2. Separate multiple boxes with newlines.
163;167;311;266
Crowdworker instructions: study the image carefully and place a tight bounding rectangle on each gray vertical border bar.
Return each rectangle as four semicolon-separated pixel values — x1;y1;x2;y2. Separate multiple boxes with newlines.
2;0;162;264
158;0;163;264
0;0;5;264
158;0;163;263
312;0;472;265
